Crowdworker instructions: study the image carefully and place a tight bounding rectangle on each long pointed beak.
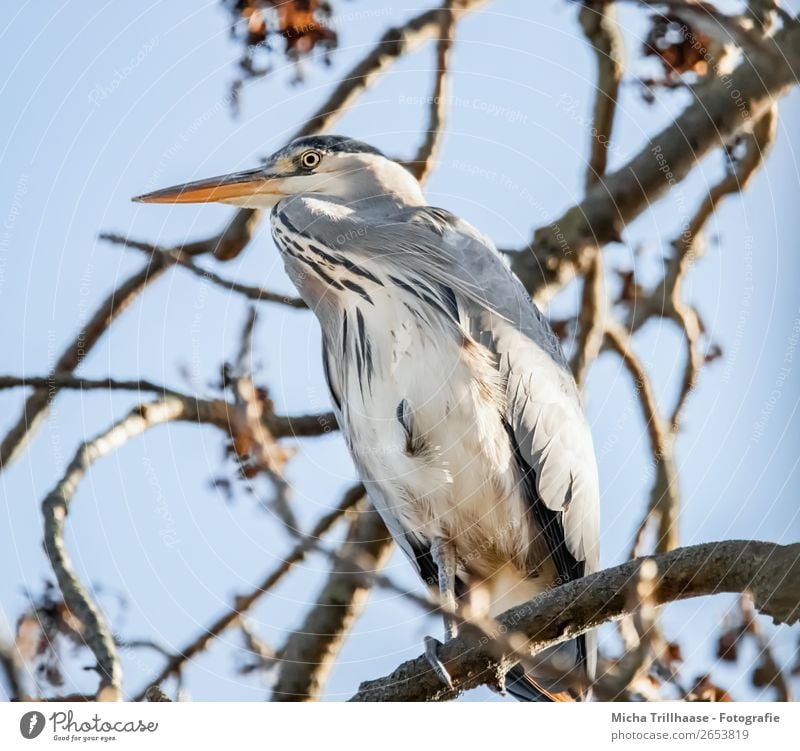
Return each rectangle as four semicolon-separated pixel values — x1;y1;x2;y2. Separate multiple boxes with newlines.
132;167;282;205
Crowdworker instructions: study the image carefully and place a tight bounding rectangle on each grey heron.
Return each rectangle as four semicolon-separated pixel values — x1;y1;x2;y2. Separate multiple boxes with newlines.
135;135;601;701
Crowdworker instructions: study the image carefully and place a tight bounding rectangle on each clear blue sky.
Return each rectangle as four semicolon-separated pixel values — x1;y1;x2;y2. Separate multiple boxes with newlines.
1;1;798;701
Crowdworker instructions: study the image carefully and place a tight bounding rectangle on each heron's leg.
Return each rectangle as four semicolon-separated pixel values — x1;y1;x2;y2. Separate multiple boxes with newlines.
423;537;458;689
431;536;458;640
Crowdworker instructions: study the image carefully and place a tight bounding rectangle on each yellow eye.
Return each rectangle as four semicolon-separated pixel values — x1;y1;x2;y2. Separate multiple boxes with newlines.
299;150;322;170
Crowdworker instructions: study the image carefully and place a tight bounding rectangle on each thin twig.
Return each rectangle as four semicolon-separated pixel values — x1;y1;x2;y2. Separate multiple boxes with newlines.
606;321;679;553
407;1;457;183
98;233;306;308
42;399;216;698
739;594;794;701
570;1;623;386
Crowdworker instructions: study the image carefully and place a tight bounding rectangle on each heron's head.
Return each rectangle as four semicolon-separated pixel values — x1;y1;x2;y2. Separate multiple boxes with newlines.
133;135;425;208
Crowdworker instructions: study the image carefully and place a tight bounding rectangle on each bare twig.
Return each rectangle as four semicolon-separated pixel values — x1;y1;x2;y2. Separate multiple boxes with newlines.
239;619;281;674
606;320;679;553
3;1;493;474
407;1;457;183
594;558;663;701
144;685;172;702
98;233;306;308
350;540;800;701
669;106;777;429
571;2;623;386
601;104;778;562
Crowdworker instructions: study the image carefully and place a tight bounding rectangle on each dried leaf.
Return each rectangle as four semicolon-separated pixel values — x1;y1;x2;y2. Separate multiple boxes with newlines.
643;15;713;82
690;674;734;702
716;626;742;663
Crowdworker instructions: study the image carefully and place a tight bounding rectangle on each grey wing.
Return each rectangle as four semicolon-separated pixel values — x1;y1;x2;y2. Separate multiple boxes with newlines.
362;208;601;684
369;206;601;577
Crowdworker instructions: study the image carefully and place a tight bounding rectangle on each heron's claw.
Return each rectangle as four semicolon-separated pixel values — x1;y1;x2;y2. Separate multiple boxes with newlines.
424;635;454;690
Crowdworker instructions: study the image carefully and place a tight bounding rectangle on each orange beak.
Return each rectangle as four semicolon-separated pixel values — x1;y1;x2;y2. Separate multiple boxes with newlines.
132;167;282;205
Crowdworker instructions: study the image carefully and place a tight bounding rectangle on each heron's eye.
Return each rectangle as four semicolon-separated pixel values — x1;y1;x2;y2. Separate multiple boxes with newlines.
299;150;322;170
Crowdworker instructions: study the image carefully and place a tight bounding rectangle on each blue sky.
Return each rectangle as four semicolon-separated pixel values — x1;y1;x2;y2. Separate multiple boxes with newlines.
1;1;798;701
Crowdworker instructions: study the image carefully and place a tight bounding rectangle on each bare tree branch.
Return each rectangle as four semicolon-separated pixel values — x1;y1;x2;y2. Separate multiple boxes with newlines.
0;375;338;439
593;559;663;701
134;484;365;700
600;103;779;561
350;540;800;701
739;594;794;701
571;1;623;386
0;257;168;472
272;505;393;701
669;107;776;429
508;20;800;304
40;392;321;698
0;639;26;701
41;398;223;698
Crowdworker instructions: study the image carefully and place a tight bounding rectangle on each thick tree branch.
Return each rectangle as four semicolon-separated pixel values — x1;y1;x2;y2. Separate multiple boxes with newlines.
350;540;800;701
508;20;800;304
